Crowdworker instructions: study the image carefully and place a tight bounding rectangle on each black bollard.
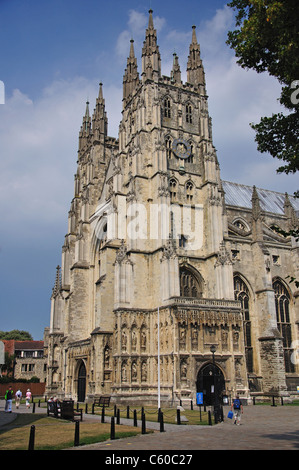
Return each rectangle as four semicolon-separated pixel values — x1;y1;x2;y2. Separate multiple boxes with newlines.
126;405;130;419
28;425;35;451
110;416;115;440
92;403;95;414
158;407;161;422
101;405;105;423
208;410;212;426
176;408;181;425
117;408;120;425
85;403;88;414
133;409;137;427
141;412;146;434
32;402;36;414
159;412;165;433
74;420;80;447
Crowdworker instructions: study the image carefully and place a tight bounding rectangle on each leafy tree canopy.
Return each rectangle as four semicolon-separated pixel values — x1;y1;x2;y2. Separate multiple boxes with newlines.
0;330;33;341
227;0;299;179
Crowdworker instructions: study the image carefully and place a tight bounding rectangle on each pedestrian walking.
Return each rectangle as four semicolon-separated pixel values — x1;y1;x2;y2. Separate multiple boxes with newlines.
5;386;13;413
26;389;32;409
15;389;22;409
231;395;243;425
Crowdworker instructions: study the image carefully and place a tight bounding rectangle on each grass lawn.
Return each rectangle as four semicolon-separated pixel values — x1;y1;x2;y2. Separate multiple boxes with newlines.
0;414;141;450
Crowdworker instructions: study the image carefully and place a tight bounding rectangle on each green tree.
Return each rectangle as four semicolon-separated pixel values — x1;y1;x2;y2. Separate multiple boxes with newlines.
226;0;299;184
3;352;15;377
0;330;33;341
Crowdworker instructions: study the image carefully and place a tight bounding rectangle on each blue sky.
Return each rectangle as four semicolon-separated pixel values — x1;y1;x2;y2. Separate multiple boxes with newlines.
0;0;298;340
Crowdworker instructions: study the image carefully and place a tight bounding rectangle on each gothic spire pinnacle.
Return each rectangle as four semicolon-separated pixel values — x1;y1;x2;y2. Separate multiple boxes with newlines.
171;52;181;84
191;24;197;45
142;9;161;82
123;38;140;106
148;8;154;30
129;38;135;58
52;265;61;297
187;25;205;89
84;100;90;118
251;185;263;241
98;82;103;100
92;82;108;141
80;100;91;140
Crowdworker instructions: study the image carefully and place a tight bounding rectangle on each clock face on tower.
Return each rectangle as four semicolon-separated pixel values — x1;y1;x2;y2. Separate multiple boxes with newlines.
172;139;191;159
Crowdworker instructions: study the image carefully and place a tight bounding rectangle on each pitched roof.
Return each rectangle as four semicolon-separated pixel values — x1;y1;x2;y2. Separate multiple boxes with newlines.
14;341;44;350
222;181;299;215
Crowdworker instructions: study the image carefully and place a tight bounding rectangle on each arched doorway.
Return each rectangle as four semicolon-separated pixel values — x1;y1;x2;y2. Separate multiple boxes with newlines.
196;363;225;406
77;361;86;402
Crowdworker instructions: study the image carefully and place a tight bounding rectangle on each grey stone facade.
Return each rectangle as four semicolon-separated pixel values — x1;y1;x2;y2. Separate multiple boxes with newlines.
46;10;299;405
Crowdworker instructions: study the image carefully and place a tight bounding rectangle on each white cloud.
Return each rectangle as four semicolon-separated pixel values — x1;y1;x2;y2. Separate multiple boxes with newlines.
0;77;122;240
116;9;166;60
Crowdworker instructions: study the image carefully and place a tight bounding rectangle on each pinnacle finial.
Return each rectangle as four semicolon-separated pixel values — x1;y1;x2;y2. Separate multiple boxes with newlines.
148;8;154;29
129;38;135;58
97;82;104;101
192;25;197;44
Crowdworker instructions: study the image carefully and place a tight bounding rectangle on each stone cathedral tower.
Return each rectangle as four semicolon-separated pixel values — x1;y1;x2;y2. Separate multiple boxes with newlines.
46;10;299;405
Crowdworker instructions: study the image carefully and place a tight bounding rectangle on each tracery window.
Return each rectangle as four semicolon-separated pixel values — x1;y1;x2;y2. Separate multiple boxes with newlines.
234;275;253;373
180;267;202;298
166;136;172;159
186;181;194;202
273;279;294;373
186;104;192;123
186;104;192;124
164;98;171;118
169;178;177;202
186;142;194;163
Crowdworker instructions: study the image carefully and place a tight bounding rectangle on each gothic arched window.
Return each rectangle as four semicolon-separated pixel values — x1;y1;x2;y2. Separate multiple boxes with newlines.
169;178;177;202
186;104;192;123
186;142;194;163
234;275;253;373
185;181;194;202
164;98;171;118
166;136;172;159
180;267;202;298
273;279;294;372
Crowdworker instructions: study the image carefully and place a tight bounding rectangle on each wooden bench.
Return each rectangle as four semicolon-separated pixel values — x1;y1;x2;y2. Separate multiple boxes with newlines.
94;396;111;408
60;400;83;421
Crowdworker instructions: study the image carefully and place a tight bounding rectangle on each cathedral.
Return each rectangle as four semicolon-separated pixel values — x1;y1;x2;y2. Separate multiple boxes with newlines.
46;10;299;406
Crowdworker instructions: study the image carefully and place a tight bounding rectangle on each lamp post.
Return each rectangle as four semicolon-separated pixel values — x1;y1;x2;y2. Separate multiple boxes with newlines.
210;344;219;423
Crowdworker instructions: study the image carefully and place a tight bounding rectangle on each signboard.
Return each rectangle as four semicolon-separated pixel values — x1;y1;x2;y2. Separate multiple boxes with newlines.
196;392;203;405
0;341;4;365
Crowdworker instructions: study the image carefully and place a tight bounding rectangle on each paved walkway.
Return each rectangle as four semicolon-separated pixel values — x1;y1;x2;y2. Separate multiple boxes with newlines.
1;401;299;450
